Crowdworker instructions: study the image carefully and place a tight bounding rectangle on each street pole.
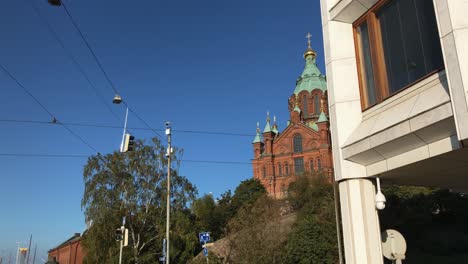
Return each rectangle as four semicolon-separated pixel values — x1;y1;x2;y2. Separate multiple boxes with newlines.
165;122;172;264
15;242;20;264
120;107;129;152
119;216;126;264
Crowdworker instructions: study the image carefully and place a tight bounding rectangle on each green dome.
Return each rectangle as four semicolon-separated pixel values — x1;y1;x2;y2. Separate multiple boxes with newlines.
294;56;327;95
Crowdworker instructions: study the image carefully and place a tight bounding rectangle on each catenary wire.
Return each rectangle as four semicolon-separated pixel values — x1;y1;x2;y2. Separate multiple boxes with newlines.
0;153;252;165
0;118;324;140
0;118;261;138
0;64;99;153
56;0;164;140
23;0;122;123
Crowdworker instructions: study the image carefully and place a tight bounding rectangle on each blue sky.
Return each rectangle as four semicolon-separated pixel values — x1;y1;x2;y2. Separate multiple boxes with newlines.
0;0;325;260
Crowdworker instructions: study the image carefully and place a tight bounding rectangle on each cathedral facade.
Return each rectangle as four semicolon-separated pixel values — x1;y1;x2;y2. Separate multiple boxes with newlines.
251;38;333;198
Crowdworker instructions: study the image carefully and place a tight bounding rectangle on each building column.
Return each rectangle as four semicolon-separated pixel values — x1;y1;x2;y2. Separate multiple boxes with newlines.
338;178;383;264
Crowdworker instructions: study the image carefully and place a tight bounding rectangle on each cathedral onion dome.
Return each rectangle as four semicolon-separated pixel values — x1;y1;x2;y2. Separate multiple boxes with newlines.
317;111;328;123
294;33;327;95
253;122;262;143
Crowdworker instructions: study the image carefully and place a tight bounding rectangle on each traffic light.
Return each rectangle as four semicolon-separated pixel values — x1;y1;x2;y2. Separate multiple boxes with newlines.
122;133;135;152
115;228;123;241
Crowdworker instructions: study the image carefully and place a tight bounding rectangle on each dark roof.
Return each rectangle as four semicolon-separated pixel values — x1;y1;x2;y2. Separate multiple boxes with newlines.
48;233;83;253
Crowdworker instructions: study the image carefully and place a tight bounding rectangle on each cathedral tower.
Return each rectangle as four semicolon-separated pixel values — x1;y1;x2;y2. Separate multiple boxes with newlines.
251;34;332;198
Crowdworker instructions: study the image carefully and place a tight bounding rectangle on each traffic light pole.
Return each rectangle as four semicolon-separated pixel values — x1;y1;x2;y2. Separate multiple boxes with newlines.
165;123;172;264
119;216;126;264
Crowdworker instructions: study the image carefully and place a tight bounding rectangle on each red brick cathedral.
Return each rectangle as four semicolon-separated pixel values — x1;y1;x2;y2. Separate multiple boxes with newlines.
252;37;333;198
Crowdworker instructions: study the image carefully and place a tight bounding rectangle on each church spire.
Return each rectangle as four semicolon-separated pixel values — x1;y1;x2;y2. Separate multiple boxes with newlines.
252;122;262;143
303;32;317;59
263;111;272;133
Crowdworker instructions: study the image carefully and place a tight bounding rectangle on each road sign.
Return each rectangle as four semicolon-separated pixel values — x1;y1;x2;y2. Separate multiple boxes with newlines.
199;232;211;243
203;247;208;257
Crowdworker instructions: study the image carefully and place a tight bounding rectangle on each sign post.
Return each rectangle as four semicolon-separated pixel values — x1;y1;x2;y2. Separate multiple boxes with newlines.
199;232;211;264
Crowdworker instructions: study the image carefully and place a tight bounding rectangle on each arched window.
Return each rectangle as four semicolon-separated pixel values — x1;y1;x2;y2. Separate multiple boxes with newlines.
285;162;289;175
302;94;308;117
278;163;282;176
317;158;322;171
293;134;303;153
262;166;266;178
309;160;314;172
314;95;320;114
294;158;304;174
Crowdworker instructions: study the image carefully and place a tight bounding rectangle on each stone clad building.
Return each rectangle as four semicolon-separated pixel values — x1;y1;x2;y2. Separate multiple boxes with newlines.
251;38;333;198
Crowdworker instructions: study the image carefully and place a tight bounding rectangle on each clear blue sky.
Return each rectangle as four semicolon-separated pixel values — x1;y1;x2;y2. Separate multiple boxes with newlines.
0;0;325;260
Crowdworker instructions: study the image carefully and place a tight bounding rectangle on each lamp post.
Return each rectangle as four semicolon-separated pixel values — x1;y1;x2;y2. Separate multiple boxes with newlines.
113;94;128;264
165;122;172;264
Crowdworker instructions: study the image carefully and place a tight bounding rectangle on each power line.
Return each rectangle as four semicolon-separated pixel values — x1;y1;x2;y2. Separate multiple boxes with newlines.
0;118;256;137
0;118;321;140
22;0;122;123
0;153;252;165
0;64;99;153
55;0;164;140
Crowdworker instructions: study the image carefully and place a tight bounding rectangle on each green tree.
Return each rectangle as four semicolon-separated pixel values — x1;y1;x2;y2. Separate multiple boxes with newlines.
286;174;339;263
226;195;287;264
231;178;266;211
81;137;197;264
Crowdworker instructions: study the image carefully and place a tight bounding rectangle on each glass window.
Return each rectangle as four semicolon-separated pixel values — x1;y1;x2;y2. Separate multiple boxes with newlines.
278;163;282;176
302;95;308;117
355;0;443;109
294;158;304;174
317;158;322;171
262;166;266;178
285;163;289;175
356;22;377;106
309;160;314;172
293;134;303;153
314;95;320;115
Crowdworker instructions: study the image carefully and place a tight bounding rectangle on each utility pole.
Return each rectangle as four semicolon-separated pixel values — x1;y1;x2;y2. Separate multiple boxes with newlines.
165;122;172;264
119;216;126;264
15;242;21;264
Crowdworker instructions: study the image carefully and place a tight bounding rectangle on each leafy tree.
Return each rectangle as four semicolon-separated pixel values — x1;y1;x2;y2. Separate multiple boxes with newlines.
226;195;287;264
286;174;339;263
380;186;468;263
231;178;266;211
81;137;197;264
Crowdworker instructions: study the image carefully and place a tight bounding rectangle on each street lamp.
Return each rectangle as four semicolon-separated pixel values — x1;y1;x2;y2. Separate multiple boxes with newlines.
165;122;172;264
112;94;129;153
112;94;128;264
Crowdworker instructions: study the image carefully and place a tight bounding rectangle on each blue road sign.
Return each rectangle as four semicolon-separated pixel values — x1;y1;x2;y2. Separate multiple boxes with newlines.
199;232;211;243
203;247;208;257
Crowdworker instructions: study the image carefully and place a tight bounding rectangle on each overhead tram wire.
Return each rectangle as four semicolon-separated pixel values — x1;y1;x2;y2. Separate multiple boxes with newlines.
0;118;319;139
23;0;122;124
0;64;99;154
0;153;252;165
0;118;257;138
55;0;164;140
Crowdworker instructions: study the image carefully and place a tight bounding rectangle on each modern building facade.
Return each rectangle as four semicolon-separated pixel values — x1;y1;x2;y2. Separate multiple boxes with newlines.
251;39;333;198
320;0;468;263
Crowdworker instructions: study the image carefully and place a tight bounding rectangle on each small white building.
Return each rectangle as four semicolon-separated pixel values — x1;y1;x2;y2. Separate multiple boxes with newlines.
319;0;468;263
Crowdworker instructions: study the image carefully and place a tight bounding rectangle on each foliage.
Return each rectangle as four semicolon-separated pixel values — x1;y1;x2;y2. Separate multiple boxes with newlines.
380;186;468;263
81;137;197;264
231;178;267;211
226;195;287;263
286;174;339;263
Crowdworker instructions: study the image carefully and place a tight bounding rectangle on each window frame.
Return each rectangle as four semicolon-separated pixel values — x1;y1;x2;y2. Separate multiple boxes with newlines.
353;0;444;111
293;134;303;153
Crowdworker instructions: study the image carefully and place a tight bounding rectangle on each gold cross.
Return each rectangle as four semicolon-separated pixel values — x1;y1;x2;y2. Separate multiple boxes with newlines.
306;32;312;48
